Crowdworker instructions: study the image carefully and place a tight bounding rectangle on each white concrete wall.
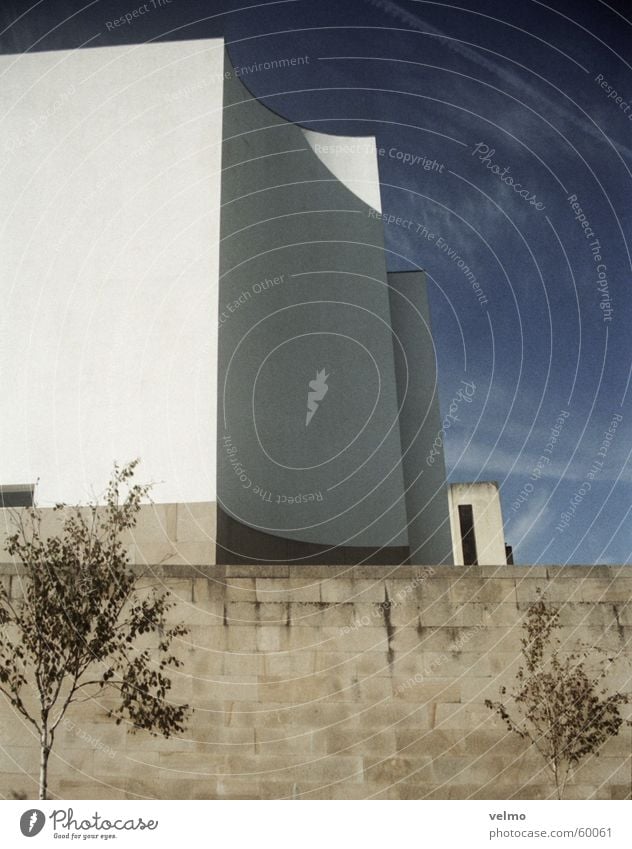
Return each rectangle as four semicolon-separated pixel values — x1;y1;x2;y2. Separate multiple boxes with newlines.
448;482;507;565
0;39;224;506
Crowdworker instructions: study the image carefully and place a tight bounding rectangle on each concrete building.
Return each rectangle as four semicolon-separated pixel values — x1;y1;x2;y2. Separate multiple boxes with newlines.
217;51;453;565
0;39;511;567
2;41;629;804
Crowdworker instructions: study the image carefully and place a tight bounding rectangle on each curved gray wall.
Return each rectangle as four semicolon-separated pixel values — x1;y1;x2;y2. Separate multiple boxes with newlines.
388;272;453;563
217;50;451;564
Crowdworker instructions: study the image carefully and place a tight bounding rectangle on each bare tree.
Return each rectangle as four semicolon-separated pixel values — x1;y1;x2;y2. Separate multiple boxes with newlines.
0;461;190;800
485;590;629;799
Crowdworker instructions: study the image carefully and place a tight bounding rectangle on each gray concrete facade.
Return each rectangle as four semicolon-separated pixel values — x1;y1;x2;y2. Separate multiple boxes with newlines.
217;50;451;564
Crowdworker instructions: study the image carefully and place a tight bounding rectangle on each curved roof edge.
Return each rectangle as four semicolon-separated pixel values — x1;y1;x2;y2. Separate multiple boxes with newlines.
301;128;383;213
223;46;383;214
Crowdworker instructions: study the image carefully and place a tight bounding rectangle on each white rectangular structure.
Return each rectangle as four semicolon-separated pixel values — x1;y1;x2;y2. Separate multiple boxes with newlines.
448;481;507;565
0;39;224;505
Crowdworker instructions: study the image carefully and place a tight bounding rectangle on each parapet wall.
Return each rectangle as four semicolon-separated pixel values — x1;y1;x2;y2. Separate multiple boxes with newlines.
0;564;630;800
0;503;217;568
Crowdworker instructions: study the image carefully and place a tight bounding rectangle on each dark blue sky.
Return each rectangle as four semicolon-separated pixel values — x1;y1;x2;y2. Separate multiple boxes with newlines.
2;0;631;564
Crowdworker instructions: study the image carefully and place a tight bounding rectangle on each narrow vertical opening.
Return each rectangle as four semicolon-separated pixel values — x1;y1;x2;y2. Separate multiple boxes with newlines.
458;504;478;566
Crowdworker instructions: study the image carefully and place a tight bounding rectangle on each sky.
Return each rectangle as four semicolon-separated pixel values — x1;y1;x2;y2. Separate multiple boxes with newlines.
0;0;630;565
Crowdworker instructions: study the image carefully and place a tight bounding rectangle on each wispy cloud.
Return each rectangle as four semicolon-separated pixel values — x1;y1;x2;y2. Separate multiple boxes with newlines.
366;0;632;163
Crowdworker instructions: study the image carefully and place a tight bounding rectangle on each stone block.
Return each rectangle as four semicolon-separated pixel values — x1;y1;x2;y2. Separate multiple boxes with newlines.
193;675;258;702
357;702;434;730
578;578;632;603
417;602;484;628
259;673;345;704
394;625;462;654
0;746;40;774
180;646;225;678
391;625;429;651
481;603;524;627
180;601;224;626
222;651;260;677
364;755;433;785
224;602;258;625
355;564;420;579
392;677;461;703
47;748;96;778
552;601;611;628
192;726;255;752
449;578;517;605
312;727;397;757
487;651;524;676
188;624;228;652
434;702;502;731
256;626;290;653
558;625;626;651
289;601;356;628
459;676;504;703
260;651;317;677
571;756;630;785
152;577;192;602
59;718;125;753
394;729;463;759
226;626;258;652
323;625;391;654
224;578;257;602
256;602;289;624
389;649;429;679
604;784;631;800
480;565;548;579
225;564;289;578
288;578;323;602
363;653;397;679
353;676;394;703
253;738;314;759
131;541;179;567
192;577;222;603
389;601;422;627
210;753;365;786
256;578;321;603
514;577;582;604
289;564;347;579
286;626;323;651
428;753;515;787
413;578;454;606
445;624;521;654
220;701;314;729
319;579;356;604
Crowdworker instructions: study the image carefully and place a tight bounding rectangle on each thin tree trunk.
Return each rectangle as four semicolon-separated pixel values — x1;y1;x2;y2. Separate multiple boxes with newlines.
39;728;50;801
553;759;562;800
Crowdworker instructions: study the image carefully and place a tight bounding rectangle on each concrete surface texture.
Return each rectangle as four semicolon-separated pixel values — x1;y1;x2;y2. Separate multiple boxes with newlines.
0;563;630;800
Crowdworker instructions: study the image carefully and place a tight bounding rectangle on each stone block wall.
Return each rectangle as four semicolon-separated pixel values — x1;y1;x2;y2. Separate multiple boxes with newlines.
0;564;630;800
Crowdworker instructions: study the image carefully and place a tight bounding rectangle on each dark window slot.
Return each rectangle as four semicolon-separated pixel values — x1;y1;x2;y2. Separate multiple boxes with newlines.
458;504;478;566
